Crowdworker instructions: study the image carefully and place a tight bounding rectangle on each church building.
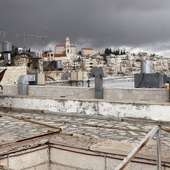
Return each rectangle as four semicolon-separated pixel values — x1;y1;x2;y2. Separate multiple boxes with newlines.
55;36;76;61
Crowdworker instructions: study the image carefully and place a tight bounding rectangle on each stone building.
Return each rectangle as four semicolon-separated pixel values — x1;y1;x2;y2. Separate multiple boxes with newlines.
55;36;76;61
81;48;100;57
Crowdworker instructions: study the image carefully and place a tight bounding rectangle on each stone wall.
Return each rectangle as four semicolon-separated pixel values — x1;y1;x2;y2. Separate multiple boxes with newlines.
30;86;169;103
1;84;169;103
104;88;169;102
29;86;95;99
0;66;27;85
3;85;169;103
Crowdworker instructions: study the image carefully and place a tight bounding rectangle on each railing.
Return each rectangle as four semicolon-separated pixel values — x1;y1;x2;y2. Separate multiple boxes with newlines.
115;125;162;170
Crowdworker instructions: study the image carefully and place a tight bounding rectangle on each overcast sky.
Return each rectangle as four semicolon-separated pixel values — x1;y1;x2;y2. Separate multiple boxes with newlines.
1;0;170;56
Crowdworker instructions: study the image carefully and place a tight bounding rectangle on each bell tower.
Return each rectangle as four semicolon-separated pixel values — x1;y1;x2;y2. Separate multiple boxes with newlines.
65;35;70;57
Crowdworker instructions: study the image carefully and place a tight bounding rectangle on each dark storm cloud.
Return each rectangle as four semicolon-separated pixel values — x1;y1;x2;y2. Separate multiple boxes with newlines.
1;0;170;53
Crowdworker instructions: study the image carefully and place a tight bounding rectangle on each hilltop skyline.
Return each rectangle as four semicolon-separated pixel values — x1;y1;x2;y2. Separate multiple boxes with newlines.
1;0;170;56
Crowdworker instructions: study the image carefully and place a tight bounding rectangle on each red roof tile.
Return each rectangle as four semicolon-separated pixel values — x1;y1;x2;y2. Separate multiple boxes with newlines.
56;44;65;47
42;54;48;57
82;48;93;50
55;54;67;57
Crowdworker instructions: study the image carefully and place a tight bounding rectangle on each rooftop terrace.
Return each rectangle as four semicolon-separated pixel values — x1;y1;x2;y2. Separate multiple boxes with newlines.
0;107;170;170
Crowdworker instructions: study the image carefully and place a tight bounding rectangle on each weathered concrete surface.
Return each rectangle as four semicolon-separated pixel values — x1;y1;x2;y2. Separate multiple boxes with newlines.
0;147;49;170
0;147;50;170
1;133;170;170
0;96;170;121
0;108;170;170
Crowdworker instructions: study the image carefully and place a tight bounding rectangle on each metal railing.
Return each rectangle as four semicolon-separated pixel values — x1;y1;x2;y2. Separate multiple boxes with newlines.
115;125;162;170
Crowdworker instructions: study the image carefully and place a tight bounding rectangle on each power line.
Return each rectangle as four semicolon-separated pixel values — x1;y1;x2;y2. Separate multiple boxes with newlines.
16;29;34;49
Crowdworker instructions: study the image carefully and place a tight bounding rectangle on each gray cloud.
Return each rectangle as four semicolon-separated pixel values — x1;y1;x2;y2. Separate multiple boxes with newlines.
1;0;170;55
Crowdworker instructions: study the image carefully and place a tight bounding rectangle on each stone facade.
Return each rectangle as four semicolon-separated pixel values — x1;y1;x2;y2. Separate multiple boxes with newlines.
0;66;27;84
55;36;76;61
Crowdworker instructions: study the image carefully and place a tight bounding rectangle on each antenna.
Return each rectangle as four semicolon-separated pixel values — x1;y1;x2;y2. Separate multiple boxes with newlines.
37;22;50;52
0;31;6;42
16;29;34;49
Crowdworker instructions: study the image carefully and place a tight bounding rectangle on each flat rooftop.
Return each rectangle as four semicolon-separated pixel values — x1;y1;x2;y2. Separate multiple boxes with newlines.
0;108;170;169
0;108;170;149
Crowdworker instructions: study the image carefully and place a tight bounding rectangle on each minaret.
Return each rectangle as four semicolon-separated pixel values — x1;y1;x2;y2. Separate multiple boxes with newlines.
65;35;70;58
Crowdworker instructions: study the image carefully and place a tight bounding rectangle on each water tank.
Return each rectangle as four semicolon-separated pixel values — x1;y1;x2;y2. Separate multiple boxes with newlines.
56;60;63;70
3;41;12;52
52;60;63;70
141;60;154;73
7;53;11;64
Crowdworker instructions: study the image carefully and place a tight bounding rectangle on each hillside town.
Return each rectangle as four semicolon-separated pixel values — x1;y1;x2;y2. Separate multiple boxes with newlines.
1;1;170;169
0;35;170;85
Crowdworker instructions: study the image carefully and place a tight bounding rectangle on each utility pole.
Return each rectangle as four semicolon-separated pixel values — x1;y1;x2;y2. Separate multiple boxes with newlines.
16;29;34;50
37;22;50;53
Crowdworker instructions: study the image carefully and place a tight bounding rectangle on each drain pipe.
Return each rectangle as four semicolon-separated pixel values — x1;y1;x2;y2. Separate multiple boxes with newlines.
18;75;35;95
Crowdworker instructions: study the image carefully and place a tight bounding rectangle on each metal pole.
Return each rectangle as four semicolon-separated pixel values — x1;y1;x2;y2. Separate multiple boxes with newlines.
115;126;159;170
7;154;9;170
156;125;162;170
104;155;106;170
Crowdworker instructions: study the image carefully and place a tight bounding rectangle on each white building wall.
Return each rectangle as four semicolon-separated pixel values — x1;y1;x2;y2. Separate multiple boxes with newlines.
55;46;65;54
81;48;94;56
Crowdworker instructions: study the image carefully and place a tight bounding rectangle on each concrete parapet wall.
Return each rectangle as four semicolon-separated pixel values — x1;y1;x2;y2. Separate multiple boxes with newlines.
1;85;169;103
0;96;170;121
104;88;169;102
30;86;169;102
2;84;18;95
28;86;95;99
